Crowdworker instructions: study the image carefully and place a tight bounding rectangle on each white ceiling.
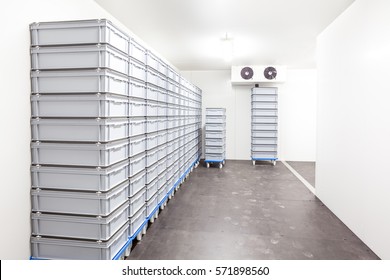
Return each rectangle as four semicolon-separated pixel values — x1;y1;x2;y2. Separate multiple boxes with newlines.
95;0;354;70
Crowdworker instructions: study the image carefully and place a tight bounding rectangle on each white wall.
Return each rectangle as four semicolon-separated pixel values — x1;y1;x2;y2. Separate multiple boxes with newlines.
317;0;390;259
0;0;142;260
182;69;317;161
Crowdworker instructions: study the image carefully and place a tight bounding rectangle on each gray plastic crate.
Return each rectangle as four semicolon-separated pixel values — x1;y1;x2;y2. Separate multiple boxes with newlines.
251;94;278;102
157;119;167;131
205;131;224;138
129;206;146;237
31;159;129;192
157;158;167;175
129;135;146;157
166;175;175;192
252;123;278;131
146;84;159;101
129;118;146;137
252;116;278;124
31;138;129;167
157;132;167;146
31;69;129;96
146;118;159;133
30;19;130;53
252;130;278;138
252;87;277;95
205;152;225;161
205;146;224;154
129;152;146;178
146;132;158;151
166;130;175;143
167;80;180;94
158;185;167;204
252;144;278;152
166;92;179;105
251;109;278;116
251;151;277;159
146;101;159;116
31;44;129;75
158;88;167;103
251;137;278;145
129;78;146;99
159;61;168;77
157;173;167;190
31;179;129;215
146;161;158;184
30;221;129;260
157;146;167;162
166;152;174;168
251;102;278;109
129;170;146;197
205;108;226;116
31;202;129;241
173;169;180;184
205;123;226;131
166;162;174;179
146;177;158;201
205;115;226;124
129;58;146;81
146;147;159;167
158;104;167;116
146;51;159;71
146;68;167;89
31;93;129;118
31;118;129;142
129;98;147;117
147;51;168;77
129;187;146;217
130;38;146;64
146;193;158;217
167;66;180;83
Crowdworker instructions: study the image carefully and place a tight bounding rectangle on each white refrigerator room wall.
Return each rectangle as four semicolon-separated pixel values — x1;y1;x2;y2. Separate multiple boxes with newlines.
0;0;155;260
182;69;317;161
316;0;390;259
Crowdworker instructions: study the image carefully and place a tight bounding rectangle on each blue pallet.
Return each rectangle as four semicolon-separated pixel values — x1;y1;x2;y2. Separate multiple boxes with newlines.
204;159;224;163
252;157;278;161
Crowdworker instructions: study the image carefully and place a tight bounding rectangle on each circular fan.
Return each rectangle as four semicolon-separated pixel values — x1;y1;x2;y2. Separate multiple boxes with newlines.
264;66;277;80
240;67;254;80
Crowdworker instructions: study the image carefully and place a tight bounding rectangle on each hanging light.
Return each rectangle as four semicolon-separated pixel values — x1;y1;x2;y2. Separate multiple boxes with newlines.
221;33;234;62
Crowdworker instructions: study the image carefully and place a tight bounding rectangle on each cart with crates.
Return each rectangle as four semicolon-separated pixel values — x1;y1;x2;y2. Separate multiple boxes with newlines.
251;87;278;166
205;108;226;169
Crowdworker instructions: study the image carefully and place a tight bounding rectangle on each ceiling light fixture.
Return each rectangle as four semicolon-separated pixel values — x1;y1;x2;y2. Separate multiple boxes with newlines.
221;33;234;62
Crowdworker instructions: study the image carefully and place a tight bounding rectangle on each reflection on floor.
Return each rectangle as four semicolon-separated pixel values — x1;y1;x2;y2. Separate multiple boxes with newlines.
127;160;378;260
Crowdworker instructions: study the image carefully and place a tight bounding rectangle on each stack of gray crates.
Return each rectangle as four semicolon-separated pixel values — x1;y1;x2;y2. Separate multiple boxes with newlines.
251;87;278;166
204;108;226;168
29;19;202;260
30;20;131;260
144;50;167;222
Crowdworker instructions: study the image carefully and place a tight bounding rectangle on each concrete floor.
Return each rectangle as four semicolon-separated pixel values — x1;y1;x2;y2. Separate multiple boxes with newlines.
287;161;316;187
127;160;379;260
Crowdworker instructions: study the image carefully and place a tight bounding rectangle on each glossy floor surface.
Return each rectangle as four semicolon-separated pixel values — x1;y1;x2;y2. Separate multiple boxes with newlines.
127;160;378;260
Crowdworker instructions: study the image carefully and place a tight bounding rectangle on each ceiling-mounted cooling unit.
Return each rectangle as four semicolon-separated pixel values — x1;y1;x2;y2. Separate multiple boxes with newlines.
231;65;287;85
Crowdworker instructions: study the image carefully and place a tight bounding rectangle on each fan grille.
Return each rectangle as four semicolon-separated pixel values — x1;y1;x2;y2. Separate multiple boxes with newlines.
240;67;254;80
264;66;277;80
